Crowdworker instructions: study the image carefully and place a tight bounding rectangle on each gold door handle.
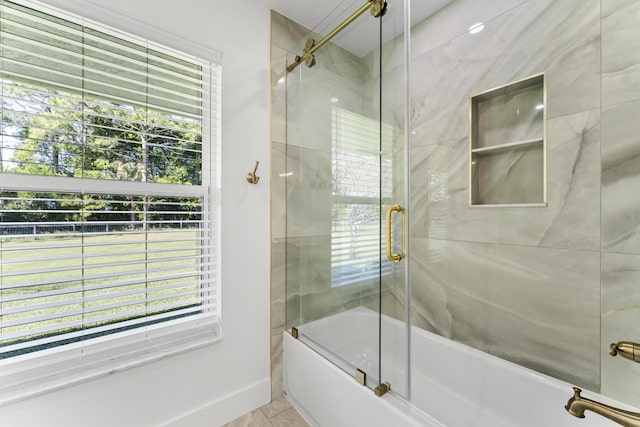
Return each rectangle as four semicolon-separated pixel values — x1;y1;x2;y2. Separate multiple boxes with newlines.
386;204;406;262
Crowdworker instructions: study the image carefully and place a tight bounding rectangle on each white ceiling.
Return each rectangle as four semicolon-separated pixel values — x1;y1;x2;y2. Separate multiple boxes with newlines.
263;0;453;57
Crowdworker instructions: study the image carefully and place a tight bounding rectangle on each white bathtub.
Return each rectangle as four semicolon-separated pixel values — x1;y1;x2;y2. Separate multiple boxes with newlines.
284;307;628;427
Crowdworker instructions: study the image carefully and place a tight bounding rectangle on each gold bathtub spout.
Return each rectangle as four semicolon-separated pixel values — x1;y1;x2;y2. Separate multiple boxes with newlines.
610;341;640;363
565;387;640;426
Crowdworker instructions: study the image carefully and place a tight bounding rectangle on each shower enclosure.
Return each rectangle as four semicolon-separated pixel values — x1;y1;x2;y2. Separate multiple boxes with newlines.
277;0;640;424
283;0;410;398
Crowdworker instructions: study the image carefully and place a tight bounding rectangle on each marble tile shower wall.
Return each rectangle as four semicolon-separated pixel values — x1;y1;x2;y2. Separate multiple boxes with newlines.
410;0;640;399
410;0;601;390
600;0;640;404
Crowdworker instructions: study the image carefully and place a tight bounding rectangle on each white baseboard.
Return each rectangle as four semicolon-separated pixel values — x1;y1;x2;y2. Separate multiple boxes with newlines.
160;378;271;427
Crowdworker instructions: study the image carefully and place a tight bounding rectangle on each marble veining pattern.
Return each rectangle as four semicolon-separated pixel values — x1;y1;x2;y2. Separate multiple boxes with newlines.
410;0;600;146
271;239;286;333
602;99;640;255
474;82;544;149
502;109;601;250
289;66;363;153
410;0;527;60
271;48;288;145
411;109;600;251
271;142;287;241
601;252;640;404
410;137;503;244
474;144;544;204
411;237;601;390
408;0;605;393
601;0;640;107
271;11;313;57
285;146;331;239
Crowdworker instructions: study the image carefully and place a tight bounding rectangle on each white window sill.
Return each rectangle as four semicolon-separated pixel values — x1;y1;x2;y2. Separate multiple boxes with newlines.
0;316;221;407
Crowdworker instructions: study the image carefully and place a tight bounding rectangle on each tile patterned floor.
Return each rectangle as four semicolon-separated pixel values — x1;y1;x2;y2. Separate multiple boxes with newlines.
223;395;310;427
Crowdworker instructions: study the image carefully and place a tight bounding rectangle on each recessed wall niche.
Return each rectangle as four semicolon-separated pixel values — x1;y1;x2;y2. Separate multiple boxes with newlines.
470;73;546;206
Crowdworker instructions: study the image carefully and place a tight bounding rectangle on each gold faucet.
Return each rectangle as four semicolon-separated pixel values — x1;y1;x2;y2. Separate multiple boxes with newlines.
610;341;640;363
566;387;640;426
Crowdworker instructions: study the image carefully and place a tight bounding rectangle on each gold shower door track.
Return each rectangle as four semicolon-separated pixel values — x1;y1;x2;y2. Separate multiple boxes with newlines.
286;0;387;72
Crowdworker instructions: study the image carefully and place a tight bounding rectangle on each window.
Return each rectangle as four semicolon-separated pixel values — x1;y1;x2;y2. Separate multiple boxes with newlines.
331;107;393;287
0;0;220;391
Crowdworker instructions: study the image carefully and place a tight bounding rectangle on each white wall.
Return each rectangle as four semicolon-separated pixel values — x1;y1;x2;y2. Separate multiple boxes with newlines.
0;1;272;426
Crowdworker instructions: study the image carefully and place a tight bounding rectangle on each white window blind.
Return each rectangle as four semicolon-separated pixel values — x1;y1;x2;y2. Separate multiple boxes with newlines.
331;107;393;287
0;0;221;361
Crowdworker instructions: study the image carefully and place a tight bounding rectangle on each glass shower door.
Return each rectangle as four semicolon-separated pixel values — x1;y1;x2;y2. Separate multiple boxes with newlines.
284;0;409;398
376;0;410;399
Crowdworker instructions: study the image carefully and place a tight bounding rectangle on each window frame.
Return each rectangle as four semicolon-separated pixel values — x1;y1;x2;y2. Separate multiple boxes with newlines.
0;0;222;405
